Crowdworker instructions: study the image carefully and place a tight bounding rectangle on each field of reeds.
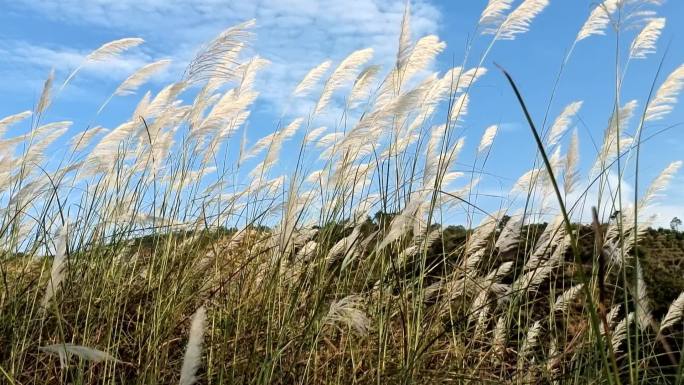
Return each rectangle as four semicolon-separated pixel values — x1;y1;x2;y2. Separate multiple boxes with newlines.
1;0;684;384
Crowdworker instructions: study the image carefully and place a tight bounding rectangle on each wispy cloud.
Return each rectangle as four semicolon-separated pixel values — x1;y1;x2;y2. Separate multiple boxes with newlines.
4;0;442;110
0;39;163;99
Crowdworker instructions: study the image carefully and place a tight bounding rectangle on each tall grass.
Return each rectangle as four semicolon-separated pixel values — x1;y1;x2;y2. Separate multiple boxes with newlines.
1;1;683;384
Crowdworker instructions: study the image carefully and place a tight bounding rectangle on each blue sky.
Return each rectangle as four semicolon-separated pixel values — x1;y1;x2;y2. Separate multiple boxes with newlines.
1;0;683;226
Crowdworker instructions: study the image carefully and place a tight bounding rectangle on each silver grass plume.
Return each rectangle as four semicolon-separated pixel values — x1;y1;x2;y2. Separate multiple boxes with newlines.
293;60;332;96
0;111;32;138
314;48;374;115
324;295;371;336
496;0;550;41
639;160;681;210
511;167;544;193
611;312;635;352
464;214;499;257
660;292;684;332
629;17;665;59
94;59;172;115
87;38;144;62
62;38;144;89
84;120;139;174
115;59;172;96
69;126;107;152
487;262;515;284
184;20;254;84
634;261;653;331
552;284;584;313
328;226;361;264
442;67;488;94
397;2;412;71
303;126;328;144
546;101;582;147
493;316;508;351
520;320;543;361
477;124;498;154
179;306;207;385
41;222;69;309
132;91;151;120
576;0;619;43
645;63;684;122
400;35;445;87
348;65;381;108
377;194;428;251
592;99;638;174
40;343;118;369
478;0;515;33
470;288;491;339
601;304;622;335
448;93;469;125
495;216;522;253
144;82;187;118
36;69;55;116
564;129;580;196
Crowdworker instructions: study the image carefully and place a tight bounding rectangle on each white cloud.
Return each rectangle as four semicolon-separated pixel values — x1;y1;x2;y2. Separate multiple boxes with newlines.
0;40;153;76
3;0;442;110
0;39;165;99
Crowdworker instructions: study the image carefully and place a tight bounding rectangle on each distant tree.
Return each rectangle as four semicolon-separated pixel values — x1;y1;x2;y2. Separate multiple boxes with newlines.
670;217;682;231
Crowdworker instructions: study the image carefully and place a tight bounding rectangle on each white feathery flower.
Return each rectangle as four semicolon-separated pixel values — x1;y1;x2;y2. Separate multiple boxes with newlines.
349;65;381;107
496;0;550;41
0;110;32;138
69;126;108;152
520;320;542;360
547;101;582;147
645;64;684;121
611;312;635;352
639;160;681;210
552;284;584;313
564;129;580;196
324;295;371;336
477;125;498;154
314;48;374;115
635;261;653;331
115;59;172;96
629;17;665;59
184;20;254;84
660;292;684;332
62;38;144;89
479;0;515;32
36;69;55;116
87;38;144;62
397;3;412;70
41;222;69;309
180;306;207;385
293;60;332;96
40;343;118;369
576;0;619;42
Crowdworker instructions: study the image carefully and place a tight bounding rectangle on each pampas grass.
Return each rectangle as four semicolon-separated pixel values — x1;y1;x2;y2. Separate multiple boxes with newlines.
629;17;666;59
314;48;374;114
660;292;684;332
293;60;332;97
40;222;68;309
61;37;144;90
1;2;683;384
496;0;550;41
645;63;684;121
180;306;207;385
576;0;619;43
